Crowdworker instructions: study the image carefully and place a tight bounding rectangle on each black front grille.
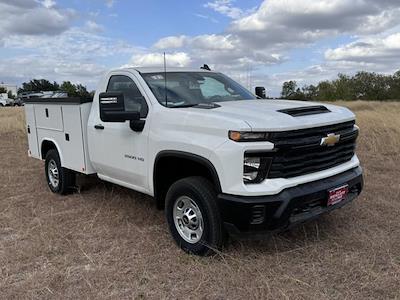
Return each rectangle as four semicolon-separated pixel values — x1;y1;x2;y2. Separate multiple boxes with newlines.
267;121;358;179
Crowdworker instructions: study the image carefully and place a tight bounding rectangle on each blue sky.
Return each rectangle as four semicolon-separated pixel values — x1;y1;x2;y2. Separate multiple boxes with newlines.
1;0;400;96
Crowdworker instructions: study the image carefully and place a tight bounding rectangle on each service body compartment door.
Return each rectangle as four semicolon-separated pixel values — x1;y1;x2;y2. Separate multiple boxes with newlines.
34;104;64;131
24;104;40;158
61;105;86;172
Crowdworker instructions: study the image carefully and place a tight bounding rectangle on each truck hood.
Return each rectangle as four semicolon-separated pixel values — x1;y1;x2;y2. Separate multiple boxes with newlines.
195;99;355;131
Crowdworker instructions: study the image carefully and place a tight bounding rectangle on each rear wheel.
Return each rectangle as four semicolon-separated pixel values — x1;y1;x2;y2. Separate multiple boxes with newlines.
165;176;224;256
45;149;75;194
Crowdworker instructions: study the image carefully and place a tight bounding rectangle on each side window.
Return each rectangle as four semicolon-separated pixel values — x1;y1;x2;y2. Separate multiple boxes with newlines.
106;75;149;118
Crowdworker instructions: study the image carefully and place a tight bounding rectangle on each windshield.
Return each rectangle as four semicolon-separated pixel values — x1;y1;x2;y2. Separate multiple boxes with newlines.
142;72;256;107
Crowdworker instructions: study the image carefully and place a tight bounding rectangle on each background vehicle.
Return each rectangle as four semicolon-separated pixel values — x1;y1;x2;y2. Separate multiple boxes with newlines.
13;98;24;106
24;67;363;255
0;93;13;106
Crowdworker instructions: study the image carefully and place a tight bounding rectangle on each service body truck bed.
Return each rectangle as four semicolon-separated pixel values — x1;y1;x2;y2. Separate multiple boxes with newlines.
25;98;95;174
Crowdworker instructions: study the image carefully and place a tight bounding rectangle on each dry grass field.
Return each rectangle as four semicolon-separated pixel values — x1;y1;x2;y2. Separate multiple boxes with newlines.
0;102;399;299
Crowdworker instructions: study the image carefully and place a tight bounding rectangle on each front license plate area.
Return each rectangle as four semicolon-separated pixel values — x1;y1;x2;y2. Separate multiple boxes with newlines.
327;185;349;206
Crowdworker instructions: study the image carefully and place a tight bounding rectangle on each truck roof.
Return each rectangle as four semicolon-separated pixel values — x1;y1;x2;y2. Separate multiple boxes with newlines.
112;67;215;74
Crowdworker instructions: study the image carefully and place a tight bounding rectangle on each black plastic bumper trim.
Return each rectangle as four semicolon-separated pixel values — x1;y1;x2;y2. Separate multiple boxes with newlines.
217;166;363;237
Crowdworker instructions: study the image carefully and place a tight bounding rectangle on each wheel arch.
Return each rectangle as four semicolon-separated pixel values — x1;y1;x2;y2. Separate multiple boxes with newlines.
40;139;63;165
153;150;222;209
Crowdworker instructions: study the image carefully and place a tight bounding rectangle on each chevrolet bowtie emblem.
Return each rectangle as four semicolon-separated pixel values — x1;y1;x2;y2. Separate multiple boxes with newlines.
320;133;340;146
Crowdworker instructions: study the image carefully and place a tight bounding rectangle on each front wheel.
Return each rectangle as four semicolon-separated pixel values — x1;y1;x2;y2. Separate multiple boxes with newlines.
45;149;75;194
165;176;224;256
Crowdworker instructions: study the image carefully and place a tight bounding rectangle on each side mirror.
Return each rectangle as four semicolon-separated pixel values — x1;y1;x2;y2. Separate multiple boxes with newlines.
255;87;267;99
99;92;140;122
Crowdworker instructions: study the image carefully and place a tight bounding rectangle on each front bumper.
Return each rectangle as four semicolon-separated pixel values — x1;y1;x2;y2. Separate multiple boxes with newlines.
217;166;363;237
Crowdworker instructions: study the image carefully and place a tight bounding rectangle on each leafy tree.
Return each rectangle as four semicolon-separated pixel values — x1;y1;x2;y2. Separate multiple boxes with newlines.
75;84;91;99
60;81;91;98
292;87;307;100
316;81;336;101
18;79;59;93
18;79;91;99
281;81;298;99
60;81;77;96
279;70;400;101
0;87;7;94
8;91;15;99
332;73;354;100
302;84;318;100
389;70;400;100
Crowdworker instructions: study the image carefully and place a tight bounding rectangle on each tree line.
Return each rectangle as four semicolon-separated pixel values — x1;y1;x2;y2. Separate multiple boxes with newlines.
280;70;400;101
0;87;15;99
18;79;94;99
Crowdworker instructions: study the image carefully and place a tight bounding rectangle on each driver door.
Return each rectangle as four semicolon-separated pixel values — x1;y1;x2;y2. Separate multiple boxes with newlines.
89;73;150;192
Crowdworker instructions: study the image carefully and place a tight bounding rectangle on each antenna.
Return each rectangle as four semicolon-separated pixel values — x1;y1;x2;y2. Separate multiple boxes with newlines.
163;52;168;107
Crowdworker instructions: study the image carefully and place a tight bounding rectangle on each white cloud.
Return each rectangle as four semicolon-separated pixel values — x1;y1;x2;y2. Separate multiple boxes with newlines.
85;21;104;33
0;55;107;88
39;0;56;9
4;28;136;59
150;32;284;71
205;0;254;19
154;34;236;51
129;52;192;68
148;0;400;92
154;36;187;49
0;28;139;87
89;10;100;17
324;33;400;73
191;34;236;50
231;0;400;48
0;0;74;37
0;0;135;88
2;0;400;95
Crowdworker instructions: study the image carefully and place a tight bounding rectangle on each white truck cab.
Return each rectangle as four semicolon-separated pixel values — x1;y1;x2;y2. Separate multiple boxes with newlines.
24;67;363;255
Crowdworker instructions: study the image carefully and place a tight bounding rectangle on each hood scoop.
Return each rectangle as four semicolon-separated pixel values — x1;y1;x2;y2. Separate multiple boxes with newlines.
278;105;331;117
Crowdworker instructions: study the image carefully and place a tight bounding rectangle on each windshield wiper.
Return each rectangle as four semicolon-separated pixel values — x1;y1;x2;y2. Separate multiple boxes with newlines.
169;102;221;109
168;103;198;108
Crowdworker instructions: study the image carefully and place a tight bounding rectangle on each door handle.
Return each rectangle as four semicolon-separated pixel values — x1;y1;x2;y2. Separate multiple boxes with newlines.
94;124;104;130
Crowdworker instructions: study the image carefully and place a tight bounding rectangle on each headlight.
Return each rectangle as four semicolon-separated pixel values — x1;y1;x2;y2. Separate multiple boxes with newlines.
243;153;272;184
229;131;270;142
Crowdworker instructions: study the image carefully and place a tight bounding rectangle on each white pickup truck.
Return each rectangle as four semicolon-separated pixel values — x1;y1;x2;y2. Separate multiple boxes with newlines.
24;67;363;255
0;93;12;106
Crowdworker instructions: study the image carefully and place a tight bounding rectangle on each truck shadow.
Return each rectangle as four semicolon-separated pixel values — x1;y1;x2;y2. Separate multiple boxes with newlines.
226;215;341;255
75;174;354;256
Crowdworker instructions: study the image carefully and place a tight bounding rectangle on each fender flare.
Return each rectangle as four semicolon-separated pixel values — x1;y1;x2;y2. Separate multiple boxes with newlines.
153;150;222;194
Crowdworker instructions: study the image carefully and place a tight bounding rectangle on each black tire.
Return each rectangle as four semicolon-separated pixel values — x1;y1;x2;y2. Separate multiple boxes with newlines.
165;176;224;256
45;149;75;195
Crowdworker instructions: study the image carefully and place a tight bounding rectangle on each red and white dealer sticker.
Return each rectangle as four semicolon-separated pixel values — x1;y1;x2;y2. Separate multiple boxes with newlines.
327;185;349;206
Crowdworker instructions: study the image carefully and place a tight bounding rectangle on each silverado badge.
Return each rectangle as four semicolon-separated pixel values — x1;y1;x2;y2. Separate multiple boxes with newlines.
320;133;340;146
